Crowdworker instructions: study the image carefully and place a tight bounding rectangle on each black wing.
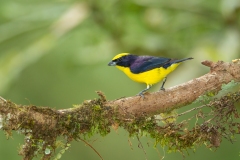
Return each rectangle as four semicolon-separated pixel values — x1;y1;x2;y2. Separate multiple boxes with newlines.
130;56;171;74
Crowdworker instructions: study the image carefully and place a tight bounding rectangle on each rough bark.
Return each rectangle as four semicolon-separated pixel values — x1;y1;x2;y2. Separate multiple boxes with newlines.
0;60;240;122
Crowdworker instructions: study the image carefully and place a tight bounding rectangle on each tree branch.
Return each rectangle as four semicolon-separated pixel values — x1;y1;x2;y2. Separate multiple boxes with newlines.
106;60;240;116
0;59;240;160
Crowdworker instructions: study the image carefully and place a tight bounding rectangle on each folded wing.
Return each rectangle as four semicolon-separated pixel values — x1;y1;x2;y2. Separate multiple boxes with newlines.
130;56;171;74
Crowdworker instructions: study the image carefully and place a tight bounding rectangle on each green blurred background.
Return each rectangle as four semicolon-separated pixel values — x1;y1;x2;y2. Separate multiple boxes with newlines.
0;0;240;159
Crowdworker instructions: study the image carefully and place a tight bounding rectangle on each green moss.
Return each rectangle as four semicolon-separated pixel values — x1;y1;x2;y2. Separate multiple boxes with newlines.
2;88;240;159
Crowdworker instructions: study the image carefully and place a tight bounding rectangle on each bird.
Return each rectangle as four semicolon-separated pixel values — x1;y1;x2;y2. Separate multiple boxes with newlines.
108;53;193;97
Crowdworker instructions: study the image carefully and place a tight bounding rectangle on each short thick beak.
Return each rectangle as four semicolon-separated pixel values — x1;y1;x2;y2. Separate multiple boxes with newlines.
108;61;116;66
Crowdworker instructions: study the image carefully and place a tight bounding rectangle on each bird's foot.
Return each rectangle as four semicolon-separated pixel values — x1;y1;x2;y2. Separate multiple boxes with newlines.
136;91;145;99
160;87;165;91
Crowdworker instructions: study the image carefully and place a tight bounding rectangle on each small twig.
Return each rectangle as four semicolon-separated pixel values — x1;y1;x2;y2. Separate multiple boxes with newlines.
137;136;148;160
78;138;104;160
0;96;6;102
155;146;165;160
158;105;207;121
128;138;133;150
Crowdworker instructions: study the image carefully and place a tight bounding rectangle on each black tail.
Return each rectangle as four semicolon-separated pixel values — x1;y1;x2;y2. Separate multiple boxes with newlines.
162;57;193;69
172;57;193;64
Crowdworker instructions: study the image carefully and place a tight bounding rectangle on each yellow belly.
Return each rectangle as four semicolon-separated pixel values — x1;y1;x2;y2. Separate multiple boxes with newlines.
116;63;180;85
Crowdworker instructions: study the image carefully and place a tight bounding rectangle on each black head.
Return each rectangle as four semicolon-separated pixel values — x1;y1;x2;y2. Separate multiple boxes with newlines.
108;53;136;67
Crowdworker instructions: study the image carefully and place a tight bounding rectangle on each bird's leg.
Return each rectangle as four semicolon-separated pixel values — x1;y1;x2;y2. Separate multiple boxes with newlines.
160;77;167;91
137;84;152;98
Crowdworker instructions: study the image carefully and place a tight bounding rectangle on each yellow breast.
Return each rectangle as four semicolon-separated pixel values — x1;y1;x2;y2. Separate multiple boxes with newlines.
116;63;180;85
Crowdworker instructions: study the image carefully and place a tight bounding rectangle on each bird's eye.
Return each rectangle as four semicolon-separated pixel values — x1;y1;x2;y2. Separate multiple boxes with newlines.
114;56;126;63
114;58;121;63
118;56;125;61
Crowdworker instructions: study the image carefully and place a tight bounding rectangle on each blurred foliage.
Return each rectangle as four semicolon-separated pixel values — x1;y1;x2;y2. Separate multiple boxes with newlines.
0;0;240;94
0;0;240;159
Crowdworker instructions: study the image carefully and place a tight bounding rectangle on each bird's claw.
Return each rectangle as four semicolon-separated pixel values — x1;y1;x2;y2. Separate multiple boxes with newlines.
160;87;165;91
136;92;145;99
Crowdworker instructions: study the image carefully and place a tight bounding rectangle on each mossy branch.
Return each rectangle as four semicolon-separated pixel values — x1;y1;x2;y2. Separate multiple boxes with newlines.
0;59;240;160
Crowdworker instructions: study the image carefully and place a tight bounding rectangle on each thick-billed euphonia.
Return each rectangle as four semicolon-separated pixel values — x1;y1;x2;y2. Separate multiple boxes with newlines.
108;53;193;96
